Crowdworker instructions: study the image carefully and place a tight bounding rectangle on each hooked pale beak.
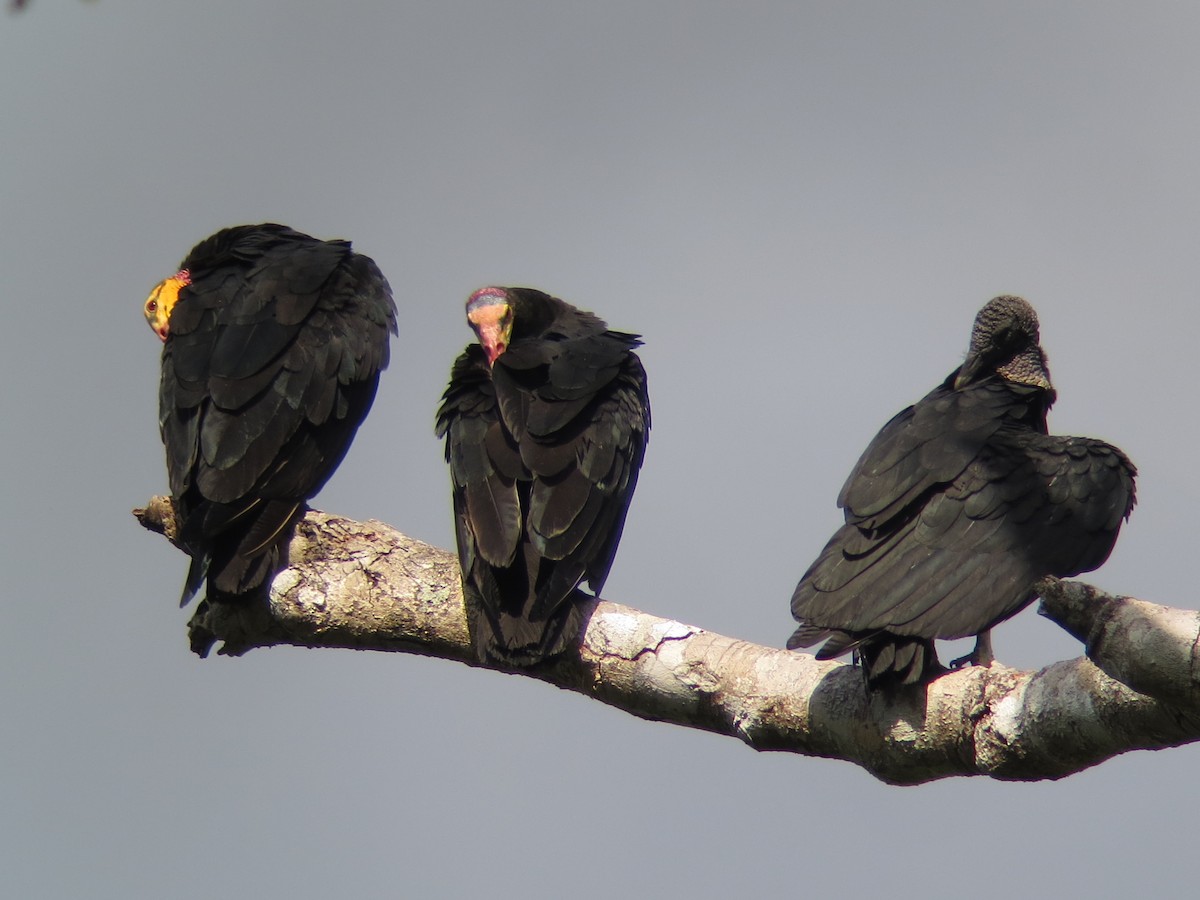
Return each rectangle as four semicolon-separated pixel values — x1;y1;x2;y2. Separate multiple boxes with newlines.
476;321;508;366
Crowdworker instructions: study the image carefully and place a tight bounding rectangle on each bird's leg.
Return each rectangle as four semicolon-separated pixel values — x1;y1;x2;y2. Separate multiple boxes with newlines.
949;630;993;670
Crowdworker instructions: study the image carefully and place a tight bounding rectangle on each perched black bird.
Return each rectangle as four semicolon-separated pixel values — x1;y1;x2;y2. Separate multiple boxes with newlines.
788;295;1135;687
436;287;650;665
145;223;397;611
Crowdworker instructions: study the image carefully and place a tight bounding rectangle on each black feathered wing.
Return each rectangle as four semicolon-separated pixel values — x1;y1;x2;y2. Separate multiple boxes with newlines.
500;330;649;612
437;347;523;572
160;227;396;605
836;377;1036;530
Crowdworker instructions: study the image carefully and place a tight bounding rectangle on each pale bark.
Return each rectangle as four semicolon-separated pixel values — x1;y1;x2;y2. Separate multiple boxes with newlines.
134;496;1200;784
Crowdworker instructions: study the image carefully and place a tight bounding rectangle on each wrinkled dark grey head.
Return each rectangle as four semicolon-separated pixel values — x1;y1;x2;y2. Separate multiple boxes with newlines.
955;295;1052;391
969;295;1039;354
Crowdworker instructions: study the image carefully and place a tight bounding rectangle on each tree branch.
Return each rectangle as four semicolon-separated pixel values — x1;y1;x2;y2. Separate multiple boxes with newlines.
133;497;1200;784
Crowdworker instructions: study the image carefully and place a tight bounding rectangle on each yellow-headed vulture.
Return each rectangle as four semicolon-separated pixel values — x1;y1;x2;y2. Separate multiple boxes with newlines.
436;287;650;665
788;295;1136;687
145;223;397;610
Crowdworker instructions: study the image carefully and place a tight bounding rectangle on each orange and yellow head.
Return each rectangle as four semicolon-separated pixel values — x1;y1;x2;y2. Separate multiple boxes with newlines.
143;269;191;341
466;287;513;366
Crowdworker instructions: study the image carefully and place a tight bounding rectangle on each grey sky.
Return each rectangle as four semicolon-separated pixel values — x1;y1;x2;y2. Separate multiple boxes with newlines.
3;3;1197;897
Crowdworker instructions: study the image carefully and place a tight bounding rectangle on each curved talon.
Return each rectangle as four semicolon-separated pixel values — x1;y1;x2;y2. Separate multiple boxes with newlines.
950;630;994;670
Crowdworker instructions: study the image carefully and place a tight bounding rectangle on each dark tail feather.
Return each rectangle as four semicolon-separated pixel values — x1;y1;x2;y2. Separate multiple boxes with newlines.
787;624;866;660
180;556;209;607
208;545;280;599
789;624;943;689
465;587;588;666
182;501;302;605
180;549;277;606
858;636;941;687
787;623;832;650
240;501;304;558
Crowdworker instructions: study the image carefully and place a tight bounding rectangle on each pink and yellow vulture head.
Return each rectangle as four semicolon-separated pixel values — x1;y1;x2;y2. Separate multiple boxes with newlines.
465;286;515;367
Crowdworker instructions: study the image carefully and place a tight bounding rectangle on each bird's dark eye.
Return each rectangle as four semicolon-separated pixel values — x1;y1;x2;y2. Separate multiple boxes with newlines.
147;300;157;313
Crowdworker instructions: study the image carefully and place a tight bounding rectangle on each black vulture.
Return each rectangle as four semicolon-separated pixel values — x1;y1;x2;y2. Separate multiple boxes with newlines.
436;287;650;665
788;295;1136;687
145;223;397;612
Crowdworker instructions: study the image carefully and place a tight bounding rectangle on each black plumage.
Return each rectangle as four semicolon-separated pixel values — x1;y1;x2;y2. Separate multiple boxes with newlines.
146;223;397;610
436;287;650;665
788;295;1136;687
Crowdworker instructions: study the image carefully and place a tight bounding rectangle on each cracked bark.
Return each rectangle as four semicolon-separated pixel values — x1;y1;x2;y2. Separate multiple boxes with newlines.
133;496;1200;784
